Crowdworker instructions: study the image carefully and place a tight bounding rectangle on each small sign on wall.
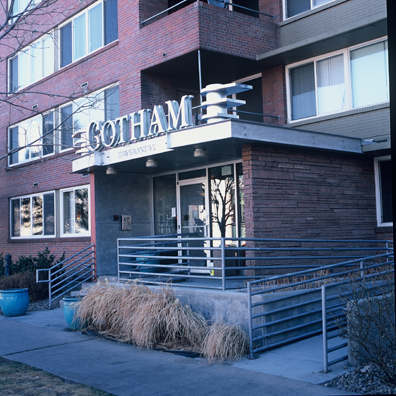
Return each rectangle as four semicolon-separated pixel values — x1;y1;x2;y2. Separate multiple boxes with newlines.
121;215;132;231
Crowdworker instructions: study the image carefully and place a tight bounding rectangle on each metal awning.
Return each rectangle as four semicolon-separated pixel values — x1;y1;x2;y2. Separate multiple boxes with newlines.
72;119;366;175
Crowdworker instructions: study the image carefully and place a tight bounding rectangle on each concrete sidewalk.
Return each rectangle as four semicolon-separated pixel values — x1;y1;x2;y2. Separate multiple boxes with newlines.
0;309;357;396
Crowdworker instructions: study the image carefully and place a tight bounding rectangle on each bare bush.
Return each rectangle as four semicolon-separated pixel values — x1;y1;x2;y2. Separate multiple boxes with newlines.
339;272;395;385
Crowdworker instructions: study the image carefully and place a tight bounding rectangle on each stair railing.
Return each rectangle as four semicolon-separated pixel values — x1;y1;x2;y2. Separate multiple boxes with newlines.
36;245;95;309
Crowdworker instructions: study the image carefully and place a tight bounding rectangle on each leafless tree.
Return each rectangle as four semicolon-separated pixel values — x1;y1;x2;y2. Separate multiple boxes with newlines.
0;0;119;168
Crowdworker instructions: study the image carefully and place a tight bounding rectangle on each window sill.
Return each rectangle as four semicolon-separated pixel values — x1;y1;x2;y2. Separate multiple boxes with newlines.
6;149;76;171
8;236;91;243
285;102;390;128
59;40;118;73
281;0;348;24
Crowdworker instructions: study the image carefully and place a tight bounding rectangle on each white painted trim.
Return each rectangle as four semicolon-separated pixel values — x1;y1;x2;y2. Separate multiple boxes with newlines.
8;31;55;93
10;190;56;239
286;37;389;123
374;156;392;227
60;184;91;237
282;0;336;20
8;112;56;167
59;0;108;67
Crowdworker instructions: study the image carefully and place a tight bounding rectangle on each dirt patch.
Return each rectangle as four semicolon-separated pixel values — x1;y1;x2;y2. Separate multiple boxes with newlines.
0;357;114;395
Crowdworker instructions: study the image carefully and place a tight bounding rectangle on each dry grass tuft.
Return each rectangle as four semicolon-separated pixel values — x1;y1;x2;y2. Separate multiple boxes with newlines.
77;280;249;362
78;281;207;350
202;322;249;363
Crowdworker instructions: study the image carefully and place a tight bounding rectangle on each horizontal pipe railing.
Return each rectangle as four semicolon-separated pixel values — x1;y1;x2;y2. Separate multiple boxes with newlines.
117;236;392;289
247;253;393;360
140;0;276;27
36;244;95;309
117;235;393;361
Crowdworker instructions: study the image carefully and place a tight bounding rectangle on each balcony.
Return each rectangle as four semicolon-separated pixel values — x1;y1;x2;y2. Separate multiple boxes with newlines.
138;1;277;94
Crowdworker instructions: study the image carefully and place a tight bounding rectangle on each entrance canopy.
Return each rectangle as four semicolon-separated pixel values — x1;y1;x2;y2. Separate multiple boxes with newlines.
72;119;365;175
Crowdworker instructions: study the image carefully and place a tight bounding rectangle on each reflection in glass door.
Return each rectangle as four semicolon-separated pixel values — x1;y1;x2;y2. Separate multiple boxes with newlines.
178;179;208;269
179;183;206;236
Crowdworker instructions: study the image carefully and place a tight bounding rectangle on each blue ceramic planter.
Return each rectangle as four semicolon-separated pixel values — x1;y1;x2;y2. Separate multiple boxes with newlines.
0;288;29;317
63;296;85;331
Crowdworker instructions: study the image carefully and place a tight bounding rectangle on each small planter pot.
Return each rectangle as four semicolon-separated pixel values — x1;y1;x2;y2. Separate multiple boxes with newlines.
0;288;30;317
63;296;85;331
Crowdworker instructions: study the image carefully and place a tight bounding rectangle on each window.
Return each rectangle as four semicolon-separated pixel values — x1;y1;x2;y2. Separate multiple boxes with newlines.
9;34;54;92
10;192;55;238
60;85;119;150
9;0;41;20
288;39;389;121
375;157;392;227
61;186;90;236
9;112;54;165
285;0;333;18
60;0;118;68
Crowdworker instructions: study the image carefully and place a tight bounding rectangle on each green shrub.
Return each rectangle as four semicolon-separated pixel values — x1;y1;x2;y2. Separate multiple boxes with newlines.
0;249;66;303
0;272;48;302
12;247;64;275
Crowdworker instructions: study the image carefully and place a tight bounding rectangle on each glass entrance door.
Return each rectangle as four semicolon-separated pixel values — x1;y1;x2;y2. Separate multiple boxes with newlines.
178;178;208;269
179;181;207;236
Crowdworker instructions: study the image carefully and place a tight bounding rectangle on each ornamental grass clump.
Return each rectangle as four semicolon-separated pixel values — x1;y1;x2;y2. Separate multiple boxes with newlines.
77;280;249;362
77;281;207;349
202;322;249;363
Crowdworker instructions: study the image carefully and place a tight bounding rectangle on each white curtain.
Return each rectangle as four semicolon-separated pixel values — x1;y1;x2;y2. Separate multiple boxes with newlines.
89;3;103;53
30;41;43;84
317;54;346;114
73;13;86;60
18;49;29;90
43;35;54;78
351;41;389;108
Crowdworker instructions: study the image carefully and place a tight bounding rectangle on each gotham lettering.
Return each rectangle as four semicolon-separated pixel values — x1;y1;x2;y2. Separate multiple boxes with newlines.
77;95;193;154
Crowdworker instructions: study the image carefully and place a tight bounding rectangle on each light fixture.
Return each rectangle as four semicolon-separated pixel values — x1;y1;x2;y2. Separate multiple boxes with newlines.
106;166;117;175
146;159;157;168
193;148;206;158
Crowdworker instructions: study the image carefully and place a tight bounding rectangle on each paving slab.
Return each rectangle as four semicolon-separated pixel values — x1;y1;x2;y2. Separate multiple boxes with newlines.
232;334;352;384
0;309;358;396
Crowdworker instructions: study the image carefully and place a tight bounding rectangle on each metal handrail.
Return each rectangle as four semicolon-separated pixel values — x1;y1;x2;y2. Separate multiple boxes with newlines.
117;235;392;289
247;253;394;361
140;0;276;26
36;244;95;308
141;0;190;24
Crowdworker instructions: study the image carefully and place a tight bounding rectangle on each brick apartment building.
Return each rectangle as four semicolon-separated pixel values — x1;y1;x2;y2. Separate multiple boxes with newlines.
0;0;391;276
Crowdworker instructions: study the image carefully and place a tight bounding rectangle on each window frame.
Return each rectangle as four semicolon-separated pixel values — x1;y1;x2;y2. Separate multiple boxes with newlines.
60;185;90;237
8;111;55;166
8;32;55;93
374;156;392;227
283;0;335;19
10;190;56;239
8;0;42;22
59;0;115;68
59;84;119;152
286;37;389;123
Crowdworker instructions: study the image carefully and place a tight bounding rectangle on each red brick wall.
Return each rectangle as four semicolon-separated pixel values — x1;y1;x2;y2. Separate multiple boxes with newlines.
375;227;394;246
242;143;378;240
262;65;287;125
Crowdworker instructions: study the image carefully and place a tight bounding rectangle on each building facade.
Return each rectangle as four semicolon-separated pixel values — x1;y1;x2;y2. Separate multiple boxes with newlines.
0;0;391;276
